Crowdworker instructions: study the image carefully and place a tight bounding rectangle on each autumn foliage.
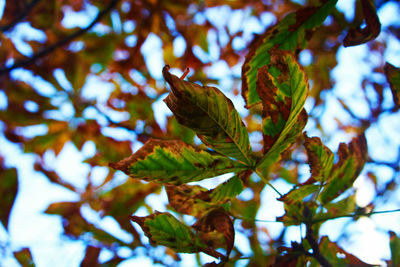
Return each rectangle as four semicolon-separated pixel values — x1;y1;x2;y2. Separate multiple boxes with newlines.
1;0;400;266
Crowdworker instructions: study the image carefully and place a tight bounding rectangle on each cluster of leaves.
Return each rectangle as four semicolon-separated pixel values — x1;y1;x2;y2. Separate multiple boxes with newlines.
0;0;400;266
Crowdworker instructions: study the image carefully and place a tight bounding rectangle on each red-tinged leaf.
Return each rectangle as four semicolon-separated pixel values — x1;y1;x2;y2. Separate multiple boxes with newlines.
95;179;160;232
256;108;308;172
163;66;254;166
165;174;246;218
80;246;101;267
109;139;247;185
389;231;400;266
130;212;223;259
242;0;337;107
318;134;368;205
0;158;18;230
13;248;35;267
317;236;374;266
343;0;381;47
303;133;334;184
193;208;235;258
165;184;211;218
384;62;400;107
45;201;128;246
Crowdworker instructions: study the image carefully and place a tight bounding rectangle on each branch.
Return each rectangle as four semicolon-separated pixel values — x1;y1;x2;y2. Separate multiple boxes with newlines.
305;223;332;267
0;0;41;32
0;0;121;76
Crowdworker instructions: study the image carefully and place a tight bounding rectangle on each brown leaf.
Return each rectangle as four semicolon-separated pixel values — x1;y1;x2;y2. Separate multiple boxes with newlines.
343;0;381;47
80;246;101;267
193;208;235;258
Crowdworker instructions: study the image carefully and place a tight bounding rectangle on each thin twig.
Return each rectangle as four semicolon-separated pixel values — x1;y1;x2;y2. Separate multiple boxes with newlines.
0;0;121;76
311;208;400;224
0;0;41;32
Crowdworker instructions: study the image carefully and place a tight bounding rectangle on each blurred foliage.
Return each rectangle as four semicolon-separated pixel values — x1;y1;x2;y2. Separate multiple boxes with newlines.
0;0;399;266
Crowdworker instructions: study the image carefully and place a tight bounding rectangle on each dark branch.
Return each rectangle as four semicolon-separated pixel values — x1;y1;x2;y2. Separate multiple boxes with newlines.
0;0;41;33
0;0;121;76
305;223;332;267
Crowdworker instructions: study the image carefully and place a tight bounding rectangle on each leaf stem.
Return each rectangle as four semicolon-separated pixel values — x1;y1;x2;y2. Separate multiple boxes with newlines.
255;169;282;197
311;208;400;223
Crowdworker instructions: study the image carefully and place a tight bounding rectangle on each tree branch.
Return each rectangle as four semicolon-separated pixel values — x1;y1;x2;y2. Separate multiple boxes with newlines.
0;0;41;33
0;0;121;76
305;223;332;267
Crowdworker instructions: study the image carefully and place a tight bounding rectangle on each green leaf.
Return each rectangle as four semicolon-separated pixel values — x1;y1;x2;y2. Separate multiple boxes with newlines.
318;134;368;205
317;236;374;266
343;0;381;47
303;133;334;183
255;51;308;170
384;62;400;107
389;231;400;266
131;212;223;258
242;0;338;107
109;139;247;184
277;202;315;226
163;66;254;166
210;175;244;202
256;108;308;172
0;161;18;231
278;184;320;205
313;195;356;223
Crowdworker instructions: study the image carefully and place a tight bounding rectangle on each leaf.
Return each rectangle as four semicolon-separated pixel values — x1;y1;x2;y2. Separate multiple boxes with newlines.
210;175;245;202
256;108;308;172
318;134;368;205
277;202;316;226
165;184;211;218
278;184;320;205
303;133;334;184
163;66;254;166
384;62;400;107
109;139;247;184
241;0;338;107
389;231;400;266
13;248;35;267
165;173;246;218
343;0;381;47
313;195;356;223
317;236;374;266
0;159;18;231
130;212;223;258
192;208;235;258
256;50;308;157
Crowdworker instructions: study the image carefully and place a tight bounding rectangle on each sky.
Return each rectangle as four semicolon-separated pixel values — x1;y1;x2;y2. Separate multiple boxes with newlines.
0;0;400;266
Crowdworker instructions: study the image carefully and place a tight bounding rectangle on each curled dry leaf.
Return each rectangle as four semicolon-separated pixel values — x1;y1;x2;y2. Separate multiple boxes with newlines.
192;208;235;258
343;0;381;47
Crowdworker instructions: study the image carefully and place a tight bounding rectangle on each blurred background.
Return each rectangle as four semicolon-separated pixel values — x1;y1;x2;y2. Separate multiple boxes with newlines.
0;0;399;266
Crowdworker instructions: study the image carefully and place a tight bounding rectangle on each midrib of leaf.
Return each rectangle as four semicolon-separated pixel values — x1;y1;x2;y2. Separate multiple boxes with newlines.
194;89;253;166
